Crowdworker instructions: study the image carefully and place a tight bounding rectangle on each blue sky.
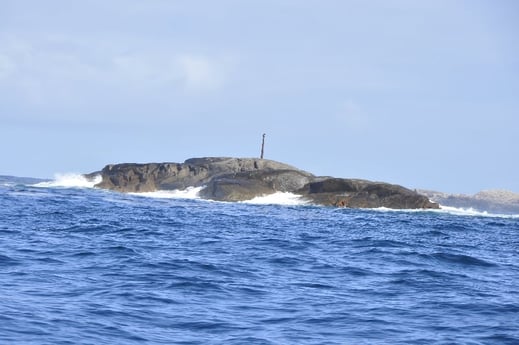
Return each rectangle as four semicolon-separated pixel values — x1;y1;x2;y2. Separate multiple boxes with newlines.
1;0;518;194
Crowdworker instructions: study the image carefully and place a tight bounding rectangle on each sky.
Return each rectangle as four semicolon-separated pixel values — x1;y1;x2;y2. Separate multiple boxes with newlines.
1;0;518;194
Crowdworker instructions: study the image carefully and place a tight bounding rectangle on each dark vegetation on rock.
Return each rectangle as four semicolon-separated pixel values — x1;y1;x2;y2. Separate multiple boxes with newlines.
88;157;438;209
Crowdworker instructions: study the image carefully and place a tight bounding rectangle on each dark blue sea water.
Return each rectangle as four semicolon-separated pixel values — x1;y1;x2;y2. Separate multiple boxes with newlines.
1;176;518;344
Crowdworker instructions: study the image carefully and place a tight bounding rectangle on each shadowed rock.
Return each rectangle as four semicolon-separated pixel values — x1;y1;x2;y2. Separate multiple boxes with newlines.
90;157;438;209
299;178;437;208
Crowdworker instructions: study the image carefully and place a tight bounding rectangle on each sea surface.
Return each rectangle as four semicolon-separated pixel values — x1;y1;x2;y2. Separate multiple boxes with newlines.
1;175;518;344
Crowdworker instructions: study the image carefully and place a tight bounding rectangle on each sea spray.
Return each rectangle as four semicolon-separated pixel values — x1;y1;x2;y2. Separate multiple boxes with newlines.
241;192;310;206
370;205;519;219
437;205;519;218
29;174;519;218
130;189;310;206
33;173;101;188
129;186;204;200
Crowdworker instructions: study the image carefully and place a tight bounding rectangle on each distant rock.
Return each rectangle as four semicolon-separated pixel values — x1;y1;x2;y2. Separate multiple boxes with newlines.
90;157;438;209
418;189;519;215
0;175;47;185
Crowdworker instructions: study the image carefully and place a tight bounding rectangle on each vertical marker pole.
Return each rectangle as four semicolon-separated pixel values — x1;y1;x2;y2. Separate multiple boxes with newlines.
260;133;266;159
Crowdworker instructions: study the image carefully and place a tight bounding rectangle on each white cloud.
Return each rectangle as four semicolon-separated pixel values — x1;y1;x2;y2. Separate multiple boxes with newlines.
177;55;225;90
111;53;228;91
0;32;231;110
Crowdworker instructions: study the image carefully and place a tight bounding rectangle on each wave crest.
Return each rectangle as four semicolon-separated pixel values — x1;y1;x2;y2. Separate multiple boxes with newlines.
33;173;101;189
129;187;204;199
438;205;519;218
372;205;519;219
241;192;309;206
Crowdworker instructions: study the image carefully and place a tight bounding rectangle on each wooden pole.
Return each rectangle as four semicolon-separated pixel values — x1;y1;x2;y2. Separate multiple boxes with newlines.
260;133;266;159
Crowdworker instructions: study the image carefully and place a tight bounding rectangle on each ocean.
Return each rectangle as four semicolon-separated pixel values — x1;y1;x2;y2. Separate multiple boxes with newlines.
1;175;518;344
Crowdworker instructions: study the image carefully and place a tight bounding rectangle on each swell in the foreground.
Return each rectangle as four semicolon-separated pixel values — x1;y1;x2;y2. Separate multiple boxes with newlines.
1;178;518;344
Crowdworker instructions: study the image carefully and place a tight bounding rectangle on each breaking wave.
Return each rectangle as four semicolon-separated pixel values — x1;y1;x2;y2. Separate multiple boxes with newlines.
33;174;101;189
128;189;308;206
372;205;519;219
25;176;519;217
437;205;519;219
241;192;309;206
130;187;204;199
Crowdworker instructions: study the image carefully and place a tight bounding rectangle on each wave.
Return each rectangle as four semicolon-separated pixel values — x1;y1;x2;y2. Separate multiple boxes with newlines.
26;176;519;217
437;205;519;219
129;189;308;206
123;189;519;214
241;192;309;206
370;205;519;219
33;173;101;189
129;187;204;199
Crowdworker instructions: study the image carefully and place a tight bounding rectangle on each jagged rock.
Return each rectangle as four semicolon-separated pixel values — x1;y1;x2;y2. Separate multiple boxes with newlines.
90;157;439;209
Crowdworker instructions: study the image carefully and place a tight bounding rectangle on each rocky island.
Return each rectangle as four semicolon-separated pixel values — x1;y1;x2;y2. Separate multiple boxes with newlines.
87;157;438;209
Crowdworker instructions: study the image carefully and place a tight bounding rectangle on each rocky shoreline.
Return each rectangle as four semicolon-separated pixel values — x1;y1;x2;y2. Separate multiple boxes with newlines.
87;157;438;209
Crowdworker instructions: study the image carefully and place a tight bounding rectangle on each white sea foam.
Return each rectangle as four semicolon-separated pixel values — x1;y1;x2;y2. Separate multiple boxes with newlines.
132;189;308;205
33;173;101;189
437;205;519;218
241;192;309;206
130;186;204;199
371;205;519;219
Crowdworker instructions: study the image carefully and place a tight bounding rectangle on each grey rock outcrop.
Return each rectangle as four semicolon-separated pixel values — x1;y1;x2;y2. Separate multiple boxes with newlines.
299;178;437;209
90;157;438;209
94;157;311;193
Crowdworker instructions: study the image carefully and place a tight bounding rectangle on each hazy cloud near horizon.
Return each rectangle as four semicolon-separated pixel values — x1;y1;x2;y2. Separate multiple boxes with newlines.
1;0;518;194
